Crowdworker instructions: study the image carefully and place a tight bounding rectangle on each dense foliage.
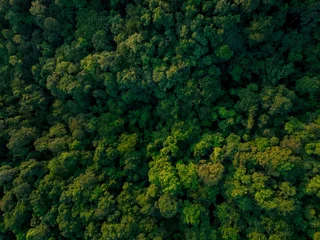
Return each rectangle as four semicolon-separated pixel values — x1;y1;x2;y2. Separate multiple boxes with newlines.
0;0;320;239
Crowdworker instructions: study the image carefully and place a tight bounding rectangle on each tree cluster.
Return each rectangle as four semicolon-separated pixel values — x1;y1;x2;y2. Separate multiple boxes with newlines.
1;0;320;239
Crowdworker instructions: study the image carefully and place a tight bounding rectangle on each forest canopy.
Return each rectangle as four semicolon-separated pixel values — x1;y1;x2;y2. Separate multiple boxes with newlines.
1;0;320;239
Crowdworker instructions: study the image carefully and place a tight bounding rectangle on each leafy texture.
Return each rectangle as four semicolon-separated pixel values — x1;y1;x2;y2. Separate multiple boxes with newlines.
0;0;320;239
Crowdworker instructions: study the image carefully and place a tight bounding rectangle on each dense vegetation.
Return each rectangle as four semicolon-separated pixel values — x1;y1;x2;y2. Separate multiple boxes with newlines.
0;0;320;239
